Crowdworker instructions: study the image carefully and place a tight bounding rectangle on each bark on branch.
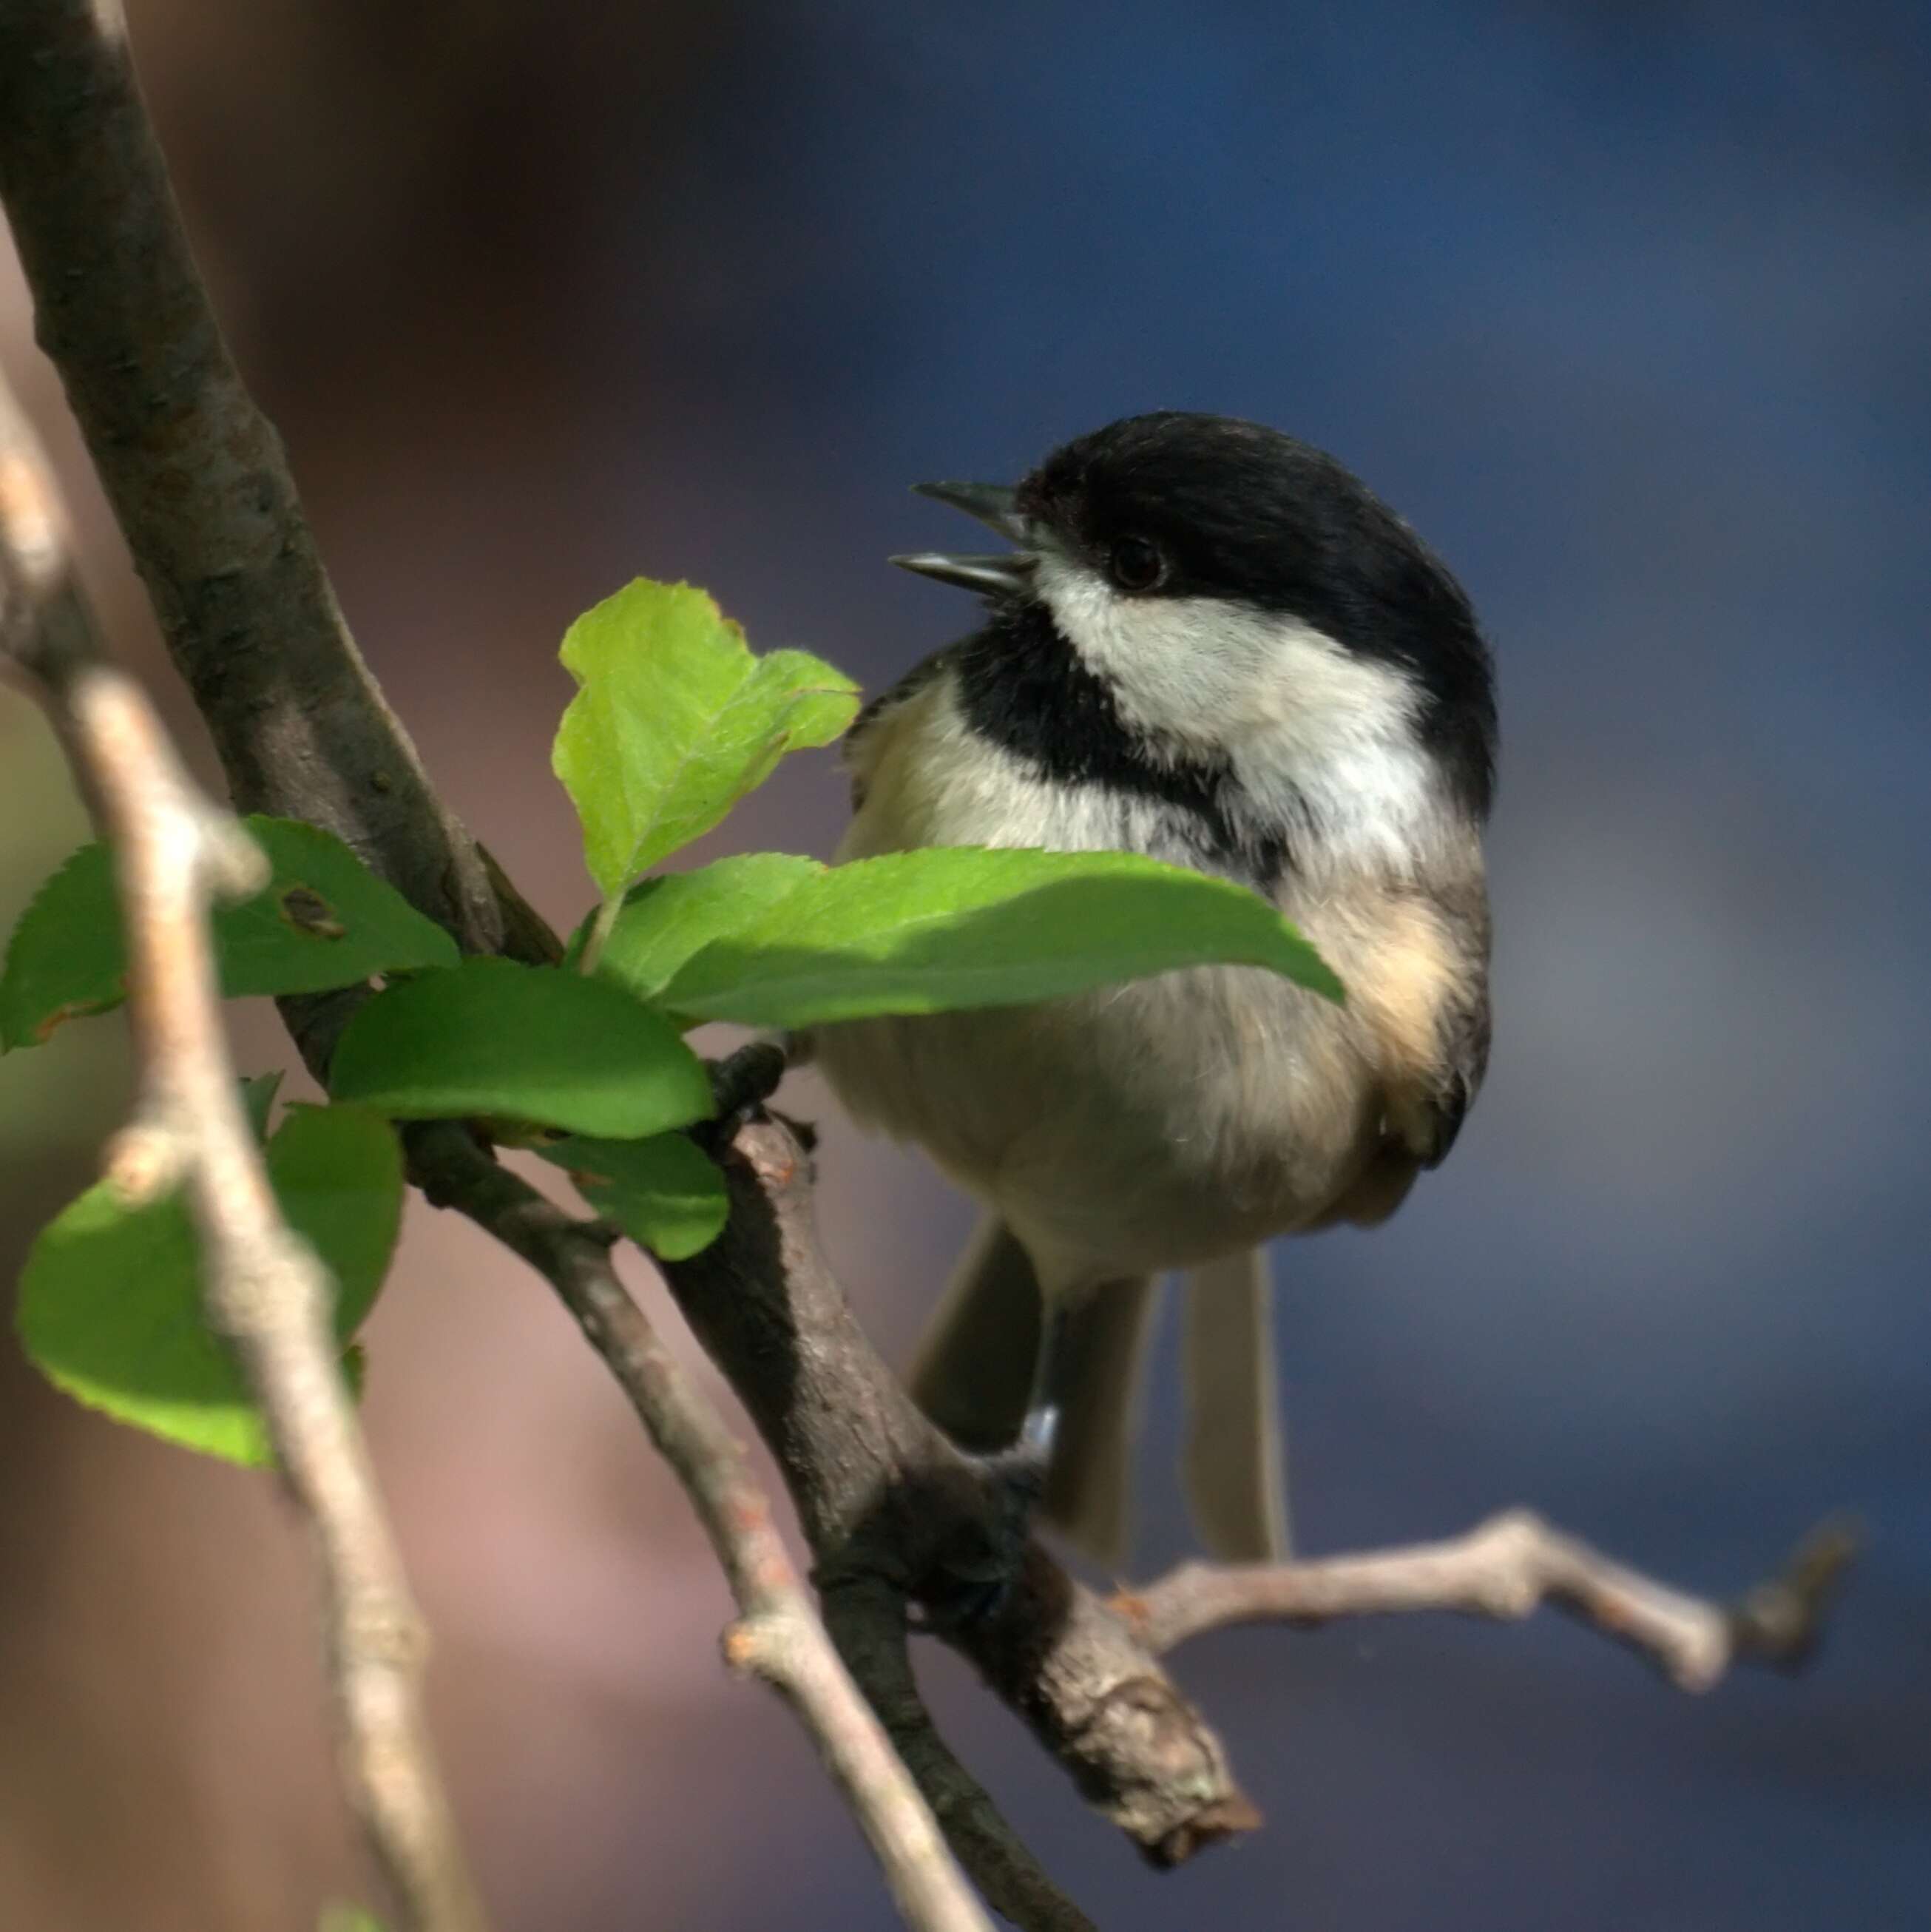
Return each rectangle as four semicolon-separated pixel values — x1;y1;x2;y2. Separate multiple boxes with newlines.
0;376;485;1932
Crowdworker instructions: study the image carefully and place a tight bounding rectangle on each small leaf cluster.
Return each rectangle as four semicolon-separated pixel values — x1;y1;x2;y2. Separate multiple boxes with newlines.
2;577;1340;1469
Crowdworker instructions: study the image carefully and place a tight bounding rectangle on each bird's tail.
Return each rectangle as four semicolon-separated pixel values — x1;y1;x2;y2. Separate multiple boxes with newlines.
907;1216;1288;1567
1180;1245;1291;1561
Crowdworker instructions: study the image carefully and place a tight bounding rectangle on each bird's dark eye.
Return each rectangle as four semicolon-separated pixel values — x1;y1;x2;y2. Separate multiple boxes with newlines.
1107;534;1166;592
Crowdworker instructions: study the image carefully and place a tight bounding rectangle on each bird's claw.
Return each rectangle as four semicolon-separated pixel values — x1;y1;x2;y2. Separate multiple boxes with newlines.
911;1439;1050;1631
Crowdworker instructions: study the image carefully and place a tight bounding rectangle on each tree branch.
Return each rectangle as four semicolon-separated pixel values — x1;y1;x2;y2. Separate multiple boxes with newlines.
0;379;484;1932
0;0;560;975
1114;1510;1856;1688
404;1123;996;1932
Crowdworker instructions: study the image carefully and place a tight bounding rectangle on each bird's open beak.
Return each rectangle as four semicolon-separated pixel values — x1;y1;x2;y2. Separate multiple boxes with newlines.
891;480;1035;595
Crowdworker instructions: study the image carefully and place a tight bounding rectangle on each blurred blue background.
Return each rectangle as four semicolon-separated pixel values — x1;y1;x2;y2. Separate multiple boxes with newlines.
1;1;1926;1927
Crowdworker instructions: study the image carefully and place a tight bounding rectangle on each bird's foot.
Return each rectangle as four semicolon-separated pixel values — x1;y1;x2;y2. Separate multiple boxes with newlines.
912;1419;1055;1630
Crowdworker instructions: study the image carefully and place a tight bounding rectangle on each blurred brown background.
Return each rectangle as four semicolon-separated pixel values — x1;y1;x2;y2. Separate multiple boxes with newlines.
3;2;1927;1928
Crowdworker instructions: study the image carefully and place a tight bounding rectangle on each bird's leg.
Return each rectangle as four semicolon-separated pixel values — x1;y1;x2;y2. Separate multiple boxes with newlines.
992;1295;1070;1497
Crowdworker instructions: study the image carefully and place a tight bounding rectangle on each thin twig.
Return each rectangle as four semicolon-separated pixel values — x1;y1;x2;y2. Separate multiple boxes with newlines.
405;1124;995;1932
0;379;484;1931
1115;1509;1858;1690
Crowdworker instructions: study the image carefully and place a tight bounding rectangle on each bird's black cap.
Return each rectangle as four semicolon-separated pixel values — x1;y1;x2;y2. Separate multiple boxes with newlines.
903;413;1498;824
1018;413;1497;819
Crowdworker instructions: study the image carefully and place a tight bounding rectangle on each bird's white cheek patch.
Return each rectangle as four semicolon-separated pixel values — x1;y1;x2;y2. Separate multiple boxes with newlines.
1034;555;1438;865
1035;557;1417;744
1035;561;1266;744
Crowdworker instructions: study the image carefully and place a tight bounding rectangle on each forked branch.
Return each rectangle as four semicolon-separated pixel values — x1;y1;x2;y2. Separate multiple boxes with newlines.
405;1123;995;1932
658;1120;1264;1880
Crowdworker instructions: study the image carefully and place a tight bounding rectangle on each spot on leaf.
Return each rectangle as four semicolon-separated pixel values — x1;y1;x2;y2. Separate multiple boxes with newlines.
279;885;345;940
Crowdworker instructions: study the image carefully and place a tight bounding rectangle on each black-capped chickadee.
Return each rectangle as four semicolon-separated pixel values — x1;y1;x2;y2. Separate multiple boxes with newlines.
811;412;1496;1568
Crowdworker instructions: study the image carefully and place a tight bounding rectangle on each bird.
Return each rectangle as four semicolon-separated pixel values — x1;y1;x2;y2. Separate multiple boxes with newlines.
807;411;1497;1571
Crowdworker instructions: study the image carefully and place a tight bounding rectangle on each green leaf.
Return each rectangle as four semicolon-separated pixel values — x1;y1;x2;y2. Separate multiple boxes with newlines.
535;1132;728;1260
551;579;858;898
590;853;825;1007
329;956;713;1137
657;846;1345;1027
0;817;459;1050
16;1104;403;1465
